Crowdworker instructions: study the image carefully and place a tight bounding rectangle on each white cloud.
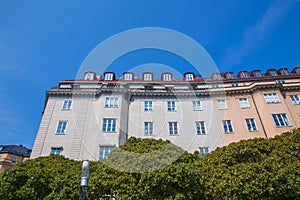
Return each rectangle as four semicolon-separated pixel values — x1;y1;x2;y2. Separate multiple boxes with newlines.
223;0;300;67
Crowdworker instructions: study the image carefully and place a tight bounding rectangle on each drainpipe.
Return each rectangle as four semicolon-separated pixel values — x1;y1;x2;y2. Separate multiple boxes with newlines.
251;91;268;139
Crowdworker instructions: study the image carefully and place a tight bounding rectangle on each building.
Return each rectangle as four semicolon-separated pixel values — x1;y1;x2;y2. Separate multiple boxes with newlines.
0;145;32;173
31;67;300;161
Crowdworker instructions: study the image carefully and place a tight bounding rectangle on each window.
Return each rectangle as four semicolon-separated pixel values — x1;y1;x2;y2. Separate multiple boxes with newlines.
62;100;72;110
144;73;152;81
240;72;248;78
222;120;234;133
167;101;176;111
231;83;239;87
102;119;116;132
290;95;300;105
169;122;178;135
253;72;262;77
269;71;277;76
217;99;228;110
11;156;17;163
192;101;202;111
85;72;94;80
144;101;153;111
272;114;291;127
227;73;234;79
144;122;154;135
99;146;114;160
124;73;133;80
163;74;171;81
212;84;220;88
239;98;250;108
264;93;280;103
185;74;194;81
199;147;210;154
245;118;257;131
56;121;67;134
276;80;285;84
51;147;63;155
105;97;118;107
104;73;113;80
213;74;221;80
281;70;289;75
196;121;206;135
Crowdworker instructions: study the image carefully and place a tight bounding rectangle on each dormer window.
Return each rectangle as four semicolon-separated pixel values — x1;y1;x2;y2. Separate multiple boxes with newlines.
253;71;262;77
269;71;277;76
185;73;194;81
280;69;289;76
84;72;95;80
162;73;172;81
295;68;300;74
239;71;249;78
226;73;234;79
143;73;152;81
124;73;133;81
104;73;114;80
212;73;221;80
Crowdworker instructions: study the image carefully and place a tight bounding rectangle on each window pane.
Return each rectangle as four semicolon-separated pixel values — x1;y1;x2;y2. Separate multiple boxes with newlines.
99;146;114;160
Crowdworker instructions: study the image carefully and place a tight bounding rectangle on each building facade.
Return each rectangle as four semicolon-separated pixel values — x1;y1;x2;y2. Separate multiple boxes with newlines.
0;145;31;173
31;67;300;161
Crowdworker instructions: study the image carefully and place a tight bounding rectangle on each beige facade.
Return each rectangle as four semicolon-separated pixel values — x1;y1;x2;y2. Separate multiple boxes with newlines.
31;68;300;161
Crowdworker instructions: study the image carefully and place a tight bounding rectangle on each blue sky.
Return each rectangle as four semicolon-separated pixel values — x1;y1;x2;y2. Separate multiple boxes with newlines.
0;0;300;148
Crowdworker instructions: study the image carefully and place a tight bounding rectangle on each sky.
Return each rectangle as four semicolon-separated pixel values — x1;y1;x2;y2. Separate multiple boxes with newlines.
0;0;300;148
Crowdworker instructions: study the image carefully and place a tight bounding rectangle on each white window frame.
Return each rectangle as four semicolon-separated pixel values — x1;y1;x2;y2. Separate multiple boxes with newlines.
124;73;133;80
199;147;210;154
11;156;17;163
290;95;300;105
192;101;202;111
239;98;250;108
217;99;228;110
51;147;63;155
245;118;258;131
167;101;176;111
102;119;117;132
104;73;113;80
222;120;234;133
144;73;152;81
56;121;67;134
196;121;206;135
272;114;291;127
269;71;277;76
253;72;261;77
163;74;171;81
264;93;280;103
185;74;194;81
105;97;119;108
144;122;154;136
99;146;114;160
169;122;178;135
85;73;94;80
144;101;153;111
62;100;72;110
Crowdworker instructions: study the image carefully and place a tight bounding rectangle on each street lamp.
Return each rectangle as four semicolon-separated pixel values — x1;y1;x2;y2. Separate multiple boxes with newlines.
80;160;90;200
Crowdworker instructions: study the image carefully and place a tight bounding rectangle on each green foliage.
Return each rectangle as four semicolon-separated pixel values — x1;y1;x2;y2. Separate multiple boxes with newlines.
1;130;300;199
198;129;300;199
0;155;81;200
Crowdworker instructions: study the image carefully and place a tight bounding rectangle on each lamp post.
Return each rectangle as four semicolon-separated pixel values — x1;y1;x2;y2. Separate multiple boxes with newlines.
80;160;90;200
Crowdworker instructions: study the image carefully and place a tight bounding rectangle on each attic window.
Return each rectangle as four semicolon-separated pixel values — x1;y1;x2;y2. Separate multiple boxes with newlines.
144;73;152;81
240;72;249;78
213;74;221;80
124;73;133;80
163;74;172;81
253;72;262;77
105;73;113;80
85;72;94;80
227;73;234;79
269;71;277;76
185;73;194;81
280;70;289;76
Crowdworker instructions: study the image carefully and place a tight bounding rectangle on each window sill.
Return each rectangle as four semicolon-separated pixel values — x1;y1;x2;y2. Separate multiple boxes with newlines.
102;131;117;133
224;132;234;134
61;109;71;111
275;125;292;128
197;133;207;135
55;133;66;135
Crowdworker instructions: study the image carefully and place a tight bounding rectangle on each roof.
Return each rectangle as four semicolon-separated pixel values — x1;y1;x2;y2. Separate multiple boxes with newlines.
0;145;32;157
